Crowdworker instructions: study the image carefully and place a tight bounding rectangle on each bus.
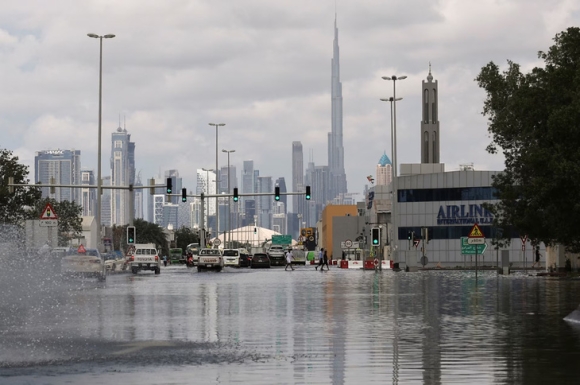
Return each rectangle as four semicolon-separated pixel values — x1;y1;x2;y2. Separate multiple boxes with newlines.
169;248;184;264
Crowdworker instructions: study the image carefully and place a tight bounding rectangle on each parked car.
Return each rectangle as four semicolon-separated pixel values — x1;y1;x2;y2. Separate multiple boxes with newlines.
238;249;251;267
61;248;106;281
251;253;271;268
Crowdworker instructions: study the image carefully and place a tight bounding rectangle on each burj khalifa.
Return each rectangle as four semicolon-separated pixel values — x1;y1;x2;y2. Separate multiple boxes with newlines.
328;15;348;200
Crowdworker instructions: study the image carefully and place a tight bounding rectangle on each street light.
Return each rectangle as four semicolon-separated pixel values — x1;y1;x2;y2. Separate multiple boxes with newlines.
202;168;214;236
87;32;115;251
381;75;406;264
222;149;235;248
209;123;225;239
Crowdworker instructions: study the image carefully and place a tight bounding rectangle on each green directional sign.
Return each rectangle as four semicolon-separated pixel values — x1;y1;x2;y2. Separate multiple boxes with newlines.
461;237;487;255
272;234;292;245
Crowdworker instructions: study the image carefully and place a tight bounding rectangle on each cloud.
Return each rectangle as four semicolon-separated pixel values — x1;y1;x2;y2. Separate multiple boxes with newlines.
0;0;578;211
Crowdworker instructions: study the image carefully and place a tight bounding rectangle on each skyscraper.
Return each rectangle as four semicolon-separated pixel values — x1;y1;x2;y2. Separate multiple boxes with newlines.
34;149;81;203
328;15;348;201
110;126;135;225
80;169;96;216
421;64;440;163
376;152;392;186
291;141;304;216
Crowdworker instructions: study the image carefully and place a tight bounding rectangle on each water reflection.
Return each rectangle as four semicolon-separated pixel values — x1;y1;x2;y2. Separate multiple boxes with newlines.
1;267;580;384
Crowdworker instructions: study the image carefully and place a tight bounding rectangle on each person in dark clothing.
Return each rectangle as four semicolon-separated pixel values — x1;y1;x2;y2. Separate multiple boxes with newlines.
315;248;324;270
320;250;329;271
532;246;541;268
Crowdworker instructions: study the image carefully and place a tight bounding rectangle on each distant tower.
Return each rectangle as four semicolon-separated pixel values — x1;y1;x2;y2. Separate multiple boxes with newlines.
110;123;135;225
328;14;348;201
376;152;392;186
291;141;304;215
421;63;440;163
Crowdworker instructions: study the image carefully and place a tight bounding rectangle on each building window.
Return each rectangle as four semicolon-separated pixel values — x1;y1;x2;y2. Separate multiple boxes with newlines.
115;141;123;148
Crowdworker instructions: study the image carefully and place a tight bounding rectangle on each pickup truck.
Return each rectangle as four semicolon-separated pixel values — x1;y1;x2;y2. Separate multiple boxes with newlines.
129;244;161;275
197;248;224;272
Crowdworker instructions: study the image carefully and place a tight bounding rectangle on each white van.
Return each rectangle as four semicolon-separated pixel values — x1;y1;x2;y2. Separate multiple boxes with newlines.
222;249;240;267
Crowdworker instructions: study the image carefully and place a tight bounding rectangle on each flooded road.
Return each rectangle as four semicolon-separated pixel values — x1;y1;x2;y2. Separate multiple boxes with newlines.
1;265;580;384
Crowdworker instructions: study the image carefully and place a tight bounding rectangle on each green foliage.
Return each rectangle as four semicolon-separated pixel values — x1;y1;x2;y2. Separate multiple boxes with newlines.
476;27;580;250
132;219;169;257
0;149;42;224
27;198;83;246
174;226;200;251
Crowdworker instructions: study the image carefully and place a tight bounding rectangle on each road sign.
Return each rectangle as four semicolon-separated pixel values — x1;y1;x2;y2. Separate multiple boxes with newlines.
344;239;353;248
521;245;525;251
272;234;292;245
520;235;527;245
413;239;420;248
40;203;58;220
213;238;221;246
461;237;487;254
468;223;484;238
468;237;485;244
420;256;428;266
77;244;86;253
38;219;58;227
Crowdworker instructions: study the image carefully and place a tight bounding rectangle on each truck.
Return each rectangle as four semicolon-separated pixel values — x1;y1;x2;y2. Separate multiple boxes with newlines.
169;247;184;264
197;248;224;272
129;243;161;275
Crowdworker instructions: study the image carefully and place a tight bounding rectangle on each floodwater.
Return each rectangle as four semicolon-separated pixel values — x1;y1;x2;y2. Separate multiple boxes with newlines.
1;263;580;385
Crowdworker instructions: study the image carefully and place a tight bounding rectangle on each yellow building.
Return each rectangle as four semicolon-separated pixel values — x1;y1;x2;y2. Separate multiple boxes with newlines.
321;204;358;259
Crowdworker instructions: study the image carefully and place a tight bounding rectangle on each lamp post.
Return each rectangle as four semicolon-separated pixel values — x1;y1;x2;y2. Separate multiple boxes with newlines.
209;123;225;240
380;96;403;260
202;168;214;236
381;75;406;265
87;33;115;251
222;149;235;248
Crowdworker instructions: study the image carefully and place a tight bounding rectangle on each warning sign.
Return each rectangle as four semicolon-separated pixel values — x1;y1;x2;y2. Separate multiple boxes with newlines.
468;223;485;238
77;244;86;253
40;203;58;220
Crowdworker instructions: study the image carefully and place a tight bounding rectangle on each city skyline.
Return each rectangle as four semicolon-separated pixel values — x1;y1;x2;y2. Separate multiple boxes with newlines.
2;1;578;207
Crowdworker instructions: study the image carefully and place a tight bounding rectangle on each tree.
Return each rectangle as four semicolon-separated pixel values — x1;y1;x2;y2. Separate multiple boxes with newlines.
476;27;580;250
27;198;83;246
132;219;169;257
0;149;42;224
174;226;200;251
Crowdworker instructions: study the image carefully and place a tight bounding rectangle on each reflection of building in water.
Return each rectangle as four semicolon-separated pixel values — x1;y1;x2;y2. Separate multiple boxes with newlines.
200;283;219;342
421;276;442;384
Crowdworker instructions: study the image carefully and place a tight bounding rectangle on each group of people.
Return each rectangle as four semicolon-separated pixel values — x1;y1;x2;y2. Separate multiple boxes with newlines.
284;247;330;271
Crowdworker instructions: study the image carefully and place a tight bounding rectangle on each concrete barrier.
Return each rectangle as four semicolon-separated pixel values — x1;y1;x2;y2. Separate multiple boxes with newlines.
340;260;348;269
347;260;363;269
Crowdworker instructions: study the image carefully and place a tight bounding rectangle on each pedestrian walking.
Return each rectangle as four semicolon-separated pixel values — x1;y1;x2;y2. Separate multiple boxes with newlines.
320;250;329;271
315;248;324;270
163;255;168;267
532;246;541;268
285;248;295;271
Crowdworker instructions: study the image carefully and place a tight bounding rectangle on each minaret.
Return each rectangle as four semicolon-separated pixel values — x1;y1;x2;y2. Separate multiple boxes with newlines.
421;63;440;163
328;13;348;201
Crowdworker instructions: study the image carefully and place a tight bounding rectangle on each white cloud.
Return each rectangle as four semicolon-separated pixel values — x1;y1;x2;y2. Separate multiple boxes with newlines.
0;0;577;209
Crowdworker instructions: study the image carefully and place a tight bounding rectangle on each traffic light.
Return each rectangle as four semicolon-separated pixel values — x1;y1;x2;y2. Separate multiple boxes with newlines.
233;187;239;202
181;188;187;202
407;231;412;240
371;228;380;245
274;186;280;201
166;178;172;194
254;227;257;234
127;226;136;244
305;185;311;200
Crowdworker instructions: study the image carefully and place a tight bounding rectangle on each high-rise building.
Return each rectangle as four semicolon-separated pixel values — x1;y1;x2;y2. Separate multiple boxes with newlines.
148;176;166;223
134;173;144;220
101;176;112;227
242;160;255;211
34;149;81;203
328;15;348;201
421;64;440;163
376;152;392;186
291;141;304;215
80;169;96;216
256;176;273;229
110;126;135;225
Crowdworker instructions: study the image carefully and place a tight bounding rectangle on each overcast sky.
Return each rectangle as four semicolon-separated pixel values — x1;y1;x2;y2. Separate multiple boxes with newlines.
2;0;579;205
